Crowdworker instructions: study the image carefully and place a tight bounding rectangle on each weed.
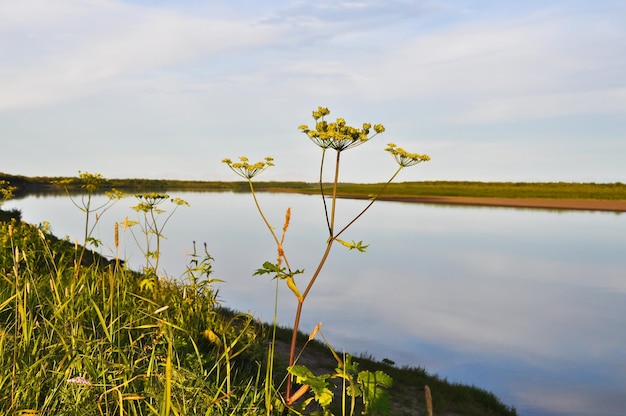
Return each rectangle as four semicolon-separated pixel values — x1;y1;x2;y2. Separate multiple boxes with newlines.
224;106;429;414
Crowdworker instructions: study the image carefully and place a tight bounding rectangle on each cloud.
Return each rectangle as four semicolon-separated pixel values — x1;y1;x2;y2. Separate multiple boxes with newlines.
263;0;430;26
513;385;626;416
0;0;280;111
1;0;625;182
351;11;626;122
455;88;626;123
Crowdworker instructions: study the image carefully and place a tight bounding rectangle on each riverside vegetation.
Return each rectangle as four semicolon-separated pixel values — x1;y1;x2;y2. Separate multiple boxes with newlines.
0;108;518;415
3;177;626;202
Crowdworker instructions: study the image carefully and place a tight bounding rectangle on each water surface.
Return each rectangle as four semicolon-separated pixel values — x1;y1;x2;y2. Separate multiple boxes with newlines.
6;192;626;416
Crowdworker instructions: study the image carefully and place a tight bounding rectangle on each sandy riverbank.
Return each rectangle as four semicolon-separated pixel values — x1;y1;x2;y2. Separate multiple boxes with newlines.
347;195;626;212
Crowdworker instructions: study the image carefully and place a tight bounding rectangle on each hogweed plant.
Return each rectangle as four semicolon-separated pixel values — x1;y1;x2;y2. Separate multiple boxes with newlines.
0;180;16;208
223;106;430;414
0;180;18;222
56;171;125;276
126;193;189;281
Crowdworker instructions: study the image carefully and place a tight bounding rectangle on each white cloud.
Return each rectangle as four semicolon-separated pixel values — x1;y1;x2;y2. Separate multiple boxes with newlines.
0;0;281;110
1;0;625;182
456;88;626;123
352;12;626;121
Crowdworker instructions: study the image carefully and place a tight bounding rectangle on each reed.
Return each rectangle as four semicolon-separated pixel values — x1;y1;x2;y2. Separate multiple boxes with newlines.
425;385;433;416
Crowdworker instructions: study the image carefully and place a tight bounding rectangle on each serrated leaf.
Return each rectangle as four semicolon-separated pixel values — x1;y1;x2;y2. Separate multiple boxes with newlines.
335;238;369;252
288;365;334;408
338;354;360;377
253;261;282;277
358;370;393;415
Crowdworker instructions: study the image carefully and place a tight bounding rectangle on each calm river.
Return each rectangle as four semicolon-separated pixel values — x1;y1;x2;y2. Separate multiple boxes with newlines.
5;192;626;416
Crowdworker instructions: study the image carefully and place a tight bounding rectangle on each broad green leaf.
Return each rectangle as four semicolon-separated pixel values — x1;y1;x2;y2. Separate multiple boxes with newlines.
288;365;334;408
358;370;393;415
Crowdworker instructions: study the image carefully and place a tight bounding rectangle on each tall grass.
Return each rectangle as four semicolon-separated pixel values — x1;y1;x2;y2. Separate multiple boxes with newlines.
0;218;266;415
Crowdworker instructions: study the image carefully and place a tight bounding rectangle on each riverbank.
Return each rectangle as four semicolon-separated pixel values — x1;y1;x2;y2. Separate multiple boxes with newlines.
0;214;518;415
345;195;626;212
3;173;626;208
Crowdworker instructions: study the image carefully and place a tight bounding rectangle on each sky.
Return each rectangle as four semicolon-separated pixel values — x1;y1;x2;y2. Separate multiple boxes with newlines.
1;0;625;183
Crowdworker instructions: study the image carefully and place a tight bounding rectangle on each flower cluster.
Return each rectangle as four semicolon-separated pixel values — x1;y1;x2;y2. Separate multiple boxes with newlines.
0;180;16;206
131;193;189;213
67;376;92;386
298;106;385;151
385;143;431;167
222;156;275;179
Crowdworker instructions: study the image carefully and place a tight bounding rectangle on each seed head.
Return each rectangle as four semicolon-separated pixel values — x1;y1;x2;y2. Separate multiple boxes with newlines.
223;156;274;179
385;143;430;167
299;107;385;151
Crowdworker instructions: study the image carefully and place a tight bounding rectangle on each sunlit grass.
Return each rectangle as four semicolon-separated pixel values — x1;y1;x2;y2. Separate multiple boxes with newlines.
0;218;266;415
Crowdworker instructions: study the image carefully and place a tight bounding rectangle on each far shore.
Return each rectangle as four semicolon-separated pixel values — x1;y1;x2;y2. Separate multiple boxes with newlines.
4;172;626;212
339;194;626;212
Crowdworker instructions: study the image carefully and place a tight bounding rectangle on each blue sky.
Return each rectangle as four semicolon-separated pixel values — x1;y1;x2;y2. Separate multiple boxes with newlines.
1;0;625;183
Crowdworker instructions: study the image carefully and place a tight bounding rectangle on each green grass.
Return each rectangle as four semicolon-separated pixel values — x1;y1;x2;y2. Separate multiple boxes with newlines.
0;217;267;415
0;211;518;415
327;181;626;200
3;172;625;201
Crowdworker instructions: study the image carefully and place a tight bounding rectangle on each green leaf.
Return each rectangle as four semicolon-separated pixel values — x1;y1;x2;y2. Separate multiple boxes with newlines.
338;354;360;378
288;365;334;408
358;370;393;415
337;355;363;398
335;238;369;252
253;261;284;277
253;261;305;280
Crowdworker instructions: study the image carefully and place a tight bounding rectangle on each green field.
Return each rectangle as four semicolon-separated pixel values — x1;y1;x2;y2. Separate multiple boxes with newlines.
2;172;626;200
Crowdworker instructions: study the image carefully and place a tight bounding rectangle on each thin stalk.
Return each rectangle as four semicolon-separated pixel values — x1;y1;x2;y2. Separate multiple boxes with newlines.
286;159;400;404
286;150;342;401
10;245;19;412
74;194;92;279
152;202;183;275
265;278;280;416
150;208;160;273
142;212;151;268
319;149;332;235
335;166;403;240
247;180;294;272
284;243;334;404
329;150;341;235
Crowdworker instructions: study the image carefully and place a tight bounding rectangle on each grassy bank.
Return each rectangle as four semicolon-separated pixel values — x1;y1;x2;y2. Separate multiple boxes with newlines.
328;181;626;200
2;171;620;414
0;209;517;415
2;172;626;201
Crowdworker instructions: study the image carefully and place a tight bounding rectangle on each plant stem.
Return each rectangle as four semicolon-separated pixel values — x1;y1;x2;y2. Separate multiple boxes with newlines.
319;149;332;235
334;166;403;240
150;208;160;273
286;150;342;402
329;150;341;235
247;180;294;272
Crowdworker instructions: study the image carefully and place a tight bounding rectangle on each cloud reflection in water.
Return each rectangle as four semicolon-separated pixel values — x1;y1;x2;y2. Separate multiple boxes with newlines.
6;192;626;416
